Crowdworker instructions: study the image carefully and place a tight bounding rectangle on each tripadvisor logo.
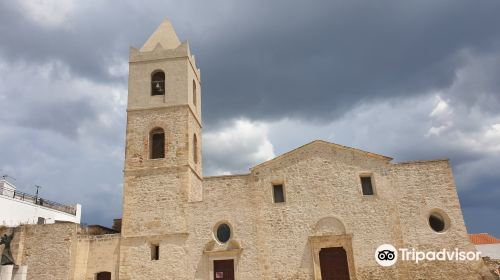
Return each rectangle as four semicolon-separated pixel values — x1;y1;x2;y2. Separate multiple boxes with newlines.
375;244;397;267
375;244;481;267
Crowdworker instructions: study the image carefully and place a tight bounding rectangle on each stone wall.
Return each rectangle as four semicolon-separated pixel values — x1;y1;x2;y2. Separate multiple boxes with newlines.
119;233;188;280
483;257;500;279
73;232;90;280
75;234;121;280
247;141;398;279
1;224;122;280
390;160;486;279
124;107;189;171
189;175;256;279
22;223;78;280
122;169;188;237
170;141;488;279
128;51;191;110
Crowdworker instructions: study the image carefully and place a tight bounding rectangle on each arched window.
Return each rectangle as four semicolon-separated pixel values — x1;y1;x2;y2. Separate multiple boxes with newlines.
192;80;197;107
150;128;165;159
95;272;111;280
151;71;165;96
193;134;198;163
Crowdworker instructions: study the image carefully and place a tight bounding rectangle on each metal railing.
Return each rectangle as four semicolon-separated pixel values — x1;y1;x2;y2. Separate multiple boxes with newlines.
0;186;77;215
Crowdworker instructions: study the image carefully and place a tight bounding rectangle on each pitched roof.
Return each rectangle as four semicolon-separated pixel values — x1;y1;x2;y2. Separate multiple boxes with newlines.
140;19;181;52
469;233;500;245
251;140;392;170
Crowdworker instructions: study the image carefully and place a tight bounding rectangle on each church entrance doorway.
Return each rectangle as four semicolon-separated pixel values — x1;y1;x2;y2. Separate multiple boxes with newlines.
319;247;350;280
214;259;235;280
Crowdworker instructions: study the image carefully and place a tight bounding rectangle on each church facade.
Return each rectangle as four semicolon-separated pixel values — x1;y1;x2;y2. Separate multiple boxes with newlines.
0;20;494;280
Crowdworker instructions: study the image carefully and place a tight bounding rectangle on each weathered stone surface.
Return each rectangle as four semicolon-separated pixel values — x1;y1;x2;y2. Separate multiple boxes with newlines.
483;257;500;279
23;223;77;280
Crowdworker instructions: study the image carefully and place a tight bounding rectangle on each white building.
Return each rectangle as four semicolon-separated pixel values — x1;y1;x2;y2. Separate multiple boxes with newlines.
0;179;81;226
470;233;500;260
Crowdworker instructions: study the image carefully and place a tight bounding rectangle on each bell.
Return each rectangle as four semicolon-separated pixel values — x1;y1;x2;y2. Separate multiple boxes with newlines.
156;82;163;92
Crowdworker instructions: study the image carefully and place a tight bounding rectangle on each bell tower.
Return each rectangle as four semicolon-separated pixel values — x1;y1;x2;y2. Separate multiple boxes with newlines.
121;19;202;239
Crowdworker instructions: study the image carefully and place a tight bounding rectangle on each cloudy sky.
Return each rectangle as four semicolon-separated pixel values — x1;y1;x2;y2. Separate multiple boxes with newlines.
0;0;499;236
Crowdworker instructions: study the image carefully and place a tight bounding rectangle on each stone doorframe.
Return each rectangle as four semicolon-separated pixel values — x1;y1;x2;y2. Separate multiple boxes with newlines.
309;234;357;280
204;249;242;280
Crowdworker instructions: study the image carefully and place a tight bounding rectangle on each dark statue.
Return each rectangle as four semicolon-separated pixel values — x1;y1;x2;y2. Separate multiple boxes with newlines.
0;232;15;265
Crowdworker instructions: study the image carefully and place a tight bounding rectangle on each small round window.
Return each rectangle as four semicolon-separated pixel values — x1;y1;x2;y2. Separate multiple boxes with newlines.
216;223;231;243
428;211;449;233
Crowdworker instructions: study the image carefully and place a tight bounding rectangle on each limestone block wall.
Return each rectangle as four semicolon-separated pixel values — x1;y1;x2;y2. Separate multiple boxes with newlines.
74;234;120;280
390;160;486;279
188;175;257;279
187;111;202;177
188;168;203;203
119;233;188;280
187;64;201;119
73;234;90;279
2;224;122;280
122;169;188;237
128;51;190;109
124;107;189;171
22;223;78;280
249;142;400;279
173;141;487;280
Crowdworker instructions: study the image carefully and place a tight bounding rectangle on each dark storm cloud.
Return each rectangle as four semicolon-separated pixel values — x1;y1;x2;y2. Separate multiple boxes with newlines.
196;0;500;123
459;158;500;235
0;60;100;138
0;1;152;83
2;0;500;124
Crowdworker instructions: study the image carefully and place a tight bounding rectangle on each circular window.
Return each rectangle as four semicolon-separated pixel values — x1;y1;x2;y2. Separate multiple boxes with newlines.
428;211;449;233
215;223;231;243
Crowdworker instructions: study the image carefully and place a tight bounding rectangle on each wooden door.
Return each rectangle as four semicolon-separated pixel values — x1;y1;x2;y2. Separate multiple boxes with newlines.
319;247;350;280
96;271;111;280
214;259;235;280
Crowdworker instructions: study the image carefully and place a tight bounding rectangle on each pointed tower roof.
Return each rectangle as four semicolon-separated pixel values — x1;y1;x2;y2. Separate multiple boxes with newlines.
140;19;181;52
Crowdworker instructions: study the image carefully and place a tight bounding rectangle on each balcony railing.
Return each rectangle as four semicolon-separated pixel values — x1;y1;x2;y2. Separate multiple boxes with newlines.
0;186;77;215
